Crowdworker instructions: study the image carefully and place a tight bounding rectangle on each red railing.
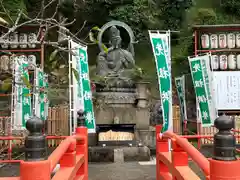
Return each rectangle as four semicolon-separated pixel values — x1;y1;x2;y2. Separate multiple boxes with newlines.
0;126;88;180
156;125;240;180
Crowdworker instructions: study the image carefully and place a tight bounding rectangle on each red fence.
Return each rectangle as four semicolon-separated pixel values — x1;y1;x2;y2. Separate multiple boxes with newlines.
156;125;240;180
0;126;88;180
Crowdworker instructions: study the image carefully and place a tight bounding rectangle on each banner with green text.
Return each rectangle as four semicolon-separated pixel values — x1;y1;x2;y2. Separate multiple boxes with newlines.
188;54;217;127
69;40;96;133
175;75;187;122
34;68;48;120
12;57;32;129
149;31;172;133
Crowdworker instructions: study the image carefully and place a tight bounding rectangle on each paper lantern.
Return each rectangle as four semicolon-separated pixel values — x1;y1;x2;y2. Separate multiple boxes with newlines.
219;55;228;70
211;55;219;70
201;34;210;49
0;55;9;71
218;34;227;48
28;33;37;48
237;55;240;69
9;55;17;70
9;32;18;49
228;54;237;70
210;34;218;49
19;55;27;65
28;55;36;70
19;33;28;48
236;34;240;48
227;33;236;48
0;34;9;49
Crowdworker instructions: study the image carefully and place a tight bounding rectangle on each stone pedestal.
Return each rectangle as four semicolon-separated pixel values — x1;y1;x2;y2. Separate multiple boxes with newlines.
95;107;150;129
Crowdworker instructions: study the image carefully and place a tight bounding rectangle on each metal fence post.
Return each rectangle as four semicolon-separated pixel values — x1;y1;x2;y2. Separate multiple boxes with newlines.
209;115;240;180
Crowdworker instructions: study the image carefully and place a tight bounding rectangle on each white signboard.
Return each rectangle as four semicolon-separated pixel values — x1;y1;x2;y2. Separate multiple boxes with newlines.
213;71;240;110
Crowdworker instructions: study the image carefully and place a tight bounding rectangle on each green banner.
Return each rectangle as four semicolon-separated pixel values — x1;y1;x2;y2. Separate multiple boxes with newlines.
35;68;48;120
149;31;172;132
21;61;32;127
79;45;96;133
188;54;216;127
175;75;187;122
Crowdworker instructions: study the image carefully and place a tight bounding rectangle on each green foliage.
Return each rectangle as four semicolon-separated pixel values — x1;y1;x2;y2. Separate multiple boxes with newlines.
1;0;27;23
220;0;240;16
109;0;161;39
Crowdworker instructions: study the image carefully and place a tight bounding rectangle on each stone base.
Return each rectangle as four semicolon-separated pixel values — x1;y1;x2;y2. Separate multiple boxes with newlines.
88;146;150;163
135;129;156;148
95;107;150;129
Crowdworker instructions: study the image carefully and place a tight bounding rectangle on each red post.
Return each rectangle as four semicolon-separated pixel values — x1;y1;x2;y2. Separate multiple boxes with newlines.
209;159;240;180
20;160;51;180
156;125;170;180
76;126;88;180
59;139;76;167
171;140;188;179
209;115;240;180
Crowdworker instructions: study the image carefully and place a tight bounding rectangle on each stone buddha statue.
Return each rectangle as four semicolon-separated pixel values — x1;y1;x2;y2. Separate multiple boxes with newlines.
96;25;135;80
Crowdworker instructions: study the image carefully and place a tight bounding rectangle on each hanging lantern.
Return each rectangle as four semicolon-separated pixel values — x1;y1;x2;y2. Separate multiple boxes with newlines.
236;34;240;48
210;34;218;49
218;34;227;48
211;55;219;70
19;33;28;48
28;33;37;48
0;55;9;71
219;55;228;70
227;33;236;48
19;55;28;65
237;55;240;69
228;54;237;70
9;32;18;49
201;34;210;49
0;34;9;49
28;55;36;70
9;55;17;70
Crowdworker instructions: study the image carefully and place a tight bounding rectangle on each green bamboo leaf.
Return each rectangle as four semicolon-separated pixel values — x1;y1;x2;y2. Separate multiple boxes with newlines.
21;76;31;89
71;68;80;82
1;78;12;91
49;49;59;62
91;26;101;31
102;44;108;53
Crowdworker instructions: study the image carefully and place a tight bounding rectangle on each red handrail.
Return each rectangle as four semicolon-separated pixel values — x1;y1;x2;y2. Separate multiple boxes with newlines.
0;126;88;180
162;131;210;176
156;125;240;180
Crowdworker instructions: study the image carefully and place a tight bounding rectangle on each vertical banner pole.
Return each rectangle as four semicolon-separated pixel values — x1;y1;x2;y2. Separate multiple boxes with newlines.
68;40;73;135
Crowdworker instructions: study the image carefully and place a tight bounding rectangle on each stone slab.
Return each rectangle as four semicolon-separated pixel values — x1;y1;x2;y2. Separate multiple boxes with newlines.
88;146;151;162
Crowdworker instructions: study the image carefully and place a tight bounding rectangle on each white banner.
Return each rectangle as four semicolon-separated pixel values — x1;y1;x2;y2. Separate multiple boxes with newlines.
12;57;32;129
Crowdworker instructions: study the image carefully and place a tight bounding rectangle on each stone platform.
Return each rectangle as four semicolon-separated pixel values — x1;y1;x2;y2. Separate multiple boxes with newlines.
88;146;150;163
